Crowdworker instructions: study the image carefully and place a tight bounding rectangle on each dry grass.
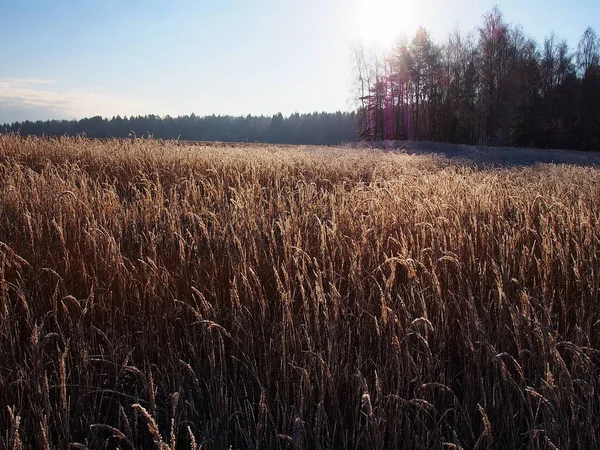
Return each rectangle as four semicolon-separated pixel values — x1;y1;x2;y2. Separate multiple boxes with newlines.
0;135;599;449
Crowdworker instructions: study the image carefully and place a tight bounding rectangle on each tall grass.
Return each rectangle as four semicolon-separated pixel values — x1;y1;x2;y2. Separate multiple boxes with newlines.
0;135;599;449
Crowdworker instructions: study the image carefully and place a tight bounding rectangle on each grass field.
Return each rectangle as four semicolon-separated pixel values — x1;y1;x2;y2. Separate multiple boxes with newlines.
1;135;599;449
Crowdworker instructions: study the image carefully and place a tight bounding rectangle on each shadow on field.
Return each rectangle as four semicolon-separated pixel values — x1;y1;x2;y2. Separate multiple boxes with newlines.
364;141;600;167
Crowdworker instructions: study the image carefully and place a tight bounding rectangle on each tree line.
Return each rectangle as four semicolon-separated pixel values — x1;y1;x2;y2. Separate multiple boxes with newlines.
354;7;600;150
1;111;359;145
3;7;599;151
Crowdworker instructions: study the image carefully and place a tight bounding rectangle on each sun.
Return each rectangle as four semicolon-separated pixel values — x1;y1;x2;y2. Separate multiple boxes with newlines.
354;0;418;44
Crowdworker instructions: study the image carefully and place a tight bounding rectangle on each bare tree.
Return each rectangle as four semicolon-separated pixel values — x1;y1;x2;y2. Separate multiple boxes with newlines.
576;27;600;76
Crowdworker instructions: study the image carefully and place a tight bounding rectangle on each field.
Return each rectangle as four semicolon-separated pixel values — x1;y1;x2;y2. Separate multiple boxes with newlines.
0;135;599;449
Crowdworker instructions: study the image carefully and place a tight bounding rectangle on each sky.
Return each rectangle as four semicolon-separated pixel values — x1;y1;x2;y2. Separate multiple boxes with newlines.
1;0;599;123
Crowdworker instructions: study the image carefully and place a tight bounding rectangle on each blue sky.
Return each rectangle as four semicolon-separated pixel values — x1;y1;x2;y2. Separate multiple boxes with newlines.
1;0;598;123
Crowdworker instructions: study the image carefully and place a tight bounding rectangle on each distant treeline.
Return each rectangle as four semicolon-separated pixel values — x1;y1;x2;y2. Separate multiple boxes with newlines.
353;7;600;150
4;7;600;151
1;111;359;145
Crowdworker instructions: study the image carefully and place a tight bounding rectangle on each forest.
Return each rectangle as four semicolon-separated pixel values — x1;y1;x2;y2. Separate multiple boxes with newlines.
1;111;359;145
354;7;600;150
2;7;600;150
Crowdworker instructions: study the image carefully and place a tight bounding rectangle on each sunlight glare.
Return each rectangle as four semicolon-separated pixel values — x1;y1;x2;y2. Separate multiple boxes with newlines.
354;0;417;44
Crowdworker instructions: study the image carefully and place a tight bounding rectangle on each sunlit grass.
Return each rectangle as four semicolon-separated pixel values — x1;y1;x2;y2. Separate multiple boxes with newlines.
1;135;599;449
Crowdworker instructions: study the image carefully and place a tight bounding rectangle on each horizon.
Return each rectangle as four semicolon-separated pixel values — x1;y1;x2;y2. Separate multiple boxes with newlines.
1;0;599;124
2;110;354;125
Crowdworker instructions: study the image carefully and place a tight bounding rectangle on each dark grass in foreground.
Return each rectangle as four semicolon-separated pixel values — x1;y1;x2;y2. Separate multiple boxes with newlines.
0;136;599;449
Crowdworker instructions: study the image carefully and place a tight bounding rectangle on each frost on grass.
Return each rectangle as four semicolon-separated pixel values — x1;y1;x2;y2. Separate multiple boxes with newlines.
0;135;599;449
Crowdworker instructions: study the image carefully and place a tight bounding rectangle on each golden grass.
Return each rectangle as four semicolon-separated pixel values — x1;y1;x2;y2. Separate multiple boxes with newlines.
0;135;599;449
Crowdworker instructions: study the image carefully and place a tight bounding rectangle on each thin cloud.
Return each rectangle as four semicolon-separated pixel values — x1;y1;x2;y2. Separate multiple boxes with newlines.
0;78;57;87
0;78;147;123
